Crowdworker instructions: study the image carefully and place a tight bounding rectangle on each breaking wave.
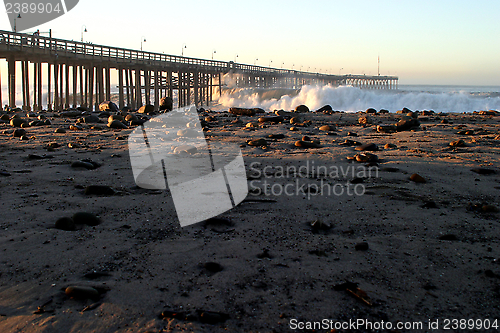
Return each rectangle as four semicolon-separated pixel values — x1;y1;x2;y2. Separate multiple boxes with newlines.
217;84;500;113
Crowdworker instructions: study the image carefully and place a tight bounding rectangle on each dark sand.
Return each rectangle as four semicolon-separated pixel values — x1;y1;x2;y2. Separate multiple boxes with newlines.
1;107;500;332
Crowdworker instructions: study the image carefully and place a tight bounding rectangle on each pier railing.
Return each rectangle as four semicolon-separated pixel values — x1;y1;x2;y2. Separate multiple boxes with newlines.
0;30;398;81
0;30;398;110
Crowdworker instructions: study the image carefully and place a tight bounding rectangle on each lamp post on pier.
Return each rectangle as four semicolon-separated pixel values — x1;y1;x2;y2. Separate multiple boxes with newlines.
181;44;187;56
140;36;146;51
81;25;87;42
14;14;21;33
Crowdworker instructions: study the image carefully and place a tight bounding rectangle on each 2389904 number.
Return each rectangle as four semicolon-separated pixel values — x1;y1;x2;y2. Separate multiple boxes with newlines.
443;319;498;330
5;2;62;14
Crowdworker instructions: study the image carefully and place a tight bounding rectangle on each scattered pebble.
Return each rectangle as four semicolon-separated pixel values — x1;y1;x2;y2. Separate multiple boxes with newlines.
295;140;321;148
247;138;268;147
203;262;223;273
198;310;230;324
108;120;127;129
381;167;399;172
173;145;197;154
126;114;138;122
319;125;335;131
377;125;397;133
439;234;458;241
65;286;100;301
258;116;284;123
310;220;331;230
55;217;75;231
353;153;378;163
421;201;439;209
13;129;27;137
358;116;372;125
355;143;378;151
340;139;361;146
72;212;101;226
482;205;499;213
10;118;27;127
68;142;81;149
71;159;101;170
71;161;97;170
355;242;369;251
177;128;199;137
268;134;285;139
449;139;466;147
410;173;426;183
84;185;115;196
471;168;496;175
229;107;257;116
160;309;187;320
294;105;309;113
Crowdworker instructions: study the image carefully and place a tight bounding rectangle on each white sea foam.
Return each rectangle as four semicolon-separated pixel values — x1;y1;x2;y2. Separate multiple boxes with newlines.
3;82;499;113
217;84;500;113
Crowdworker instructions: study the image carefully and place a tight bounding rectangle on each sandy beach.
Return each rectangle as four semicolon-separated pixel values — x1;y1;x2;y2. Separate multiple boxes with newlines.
1;105;500;332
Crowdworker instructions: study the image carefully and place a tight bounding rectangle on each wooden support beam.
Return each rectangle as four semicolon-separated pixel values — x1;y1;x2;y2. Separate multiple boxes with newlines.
153;69;159;110
79;66;84;107
37;62;42;110
194;70;199;107
105;66;111;101
47;63;52;110
65;63;70;109
8;57;16;108
53;63;59;111
72;64;78;108
33;61;38;110
167;70;173;99
88;65;94;111
134;68;140;108
98;66;104;105
84;66;89;108
21;61;27;110
118;67;124;109
144;69;150;105
218;73;222;103
178;72;182;108
125;68;130;107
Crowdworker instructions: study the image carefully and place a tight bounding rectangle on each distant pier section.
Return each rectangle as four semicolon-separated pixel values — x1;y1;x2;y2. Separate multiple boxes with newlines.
0;30;399;111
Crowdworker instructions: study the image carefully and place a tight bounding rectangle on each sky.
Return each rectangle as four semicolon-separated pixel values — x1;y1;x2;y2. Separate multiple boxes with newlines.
1;0;500;85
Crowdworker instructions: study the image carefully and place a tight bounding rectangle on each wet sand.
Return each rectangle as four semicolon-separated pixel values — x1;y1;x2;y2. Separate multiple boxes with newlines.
1;107;500;332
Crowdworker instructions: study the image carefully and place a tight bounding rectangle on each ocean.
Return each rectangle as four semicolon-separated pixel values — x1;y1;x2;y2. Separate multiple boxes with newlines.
217;84;500;113
2;83;500;113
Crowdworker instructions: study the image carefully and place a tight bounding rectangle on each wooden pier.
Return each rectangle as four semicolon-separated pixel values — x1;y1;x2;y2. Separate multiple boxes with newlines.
0;30;398;111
